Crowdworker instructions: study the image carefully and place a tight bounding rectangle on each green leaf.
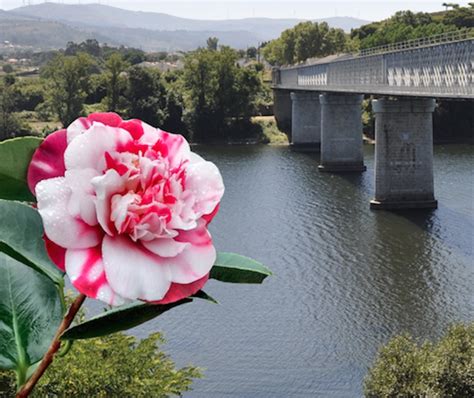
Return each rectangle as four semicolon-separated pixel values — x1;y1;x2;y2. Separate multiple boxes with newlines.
0;253;63;382
191;290;218;304
210;252;272;284
0;200;63;284
0;137;42;202
62;299;192;340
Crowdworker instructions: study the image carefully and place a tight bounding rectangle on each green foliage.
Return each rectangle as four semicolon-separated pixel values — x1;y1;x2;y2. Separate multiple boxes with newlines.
364;323;474;398
210;252;272;284
116;46;147;66
2;64;13;74
124;66;167;126
2;75;15;87
351;8;473;49
65;39;102;58
42;52;96;126
62;299;192;341
0;332;201;397
0;199;64;283
206;37;219;51
443;4;474;27
0;138;41;201
183;47;263;141
162;89;187;136
11;80;45;112
0;82;24;140
0;253;63;386
85;74;108;105
246;46;258;59
262;21;348;65
104;53;129;112
252;117;289;145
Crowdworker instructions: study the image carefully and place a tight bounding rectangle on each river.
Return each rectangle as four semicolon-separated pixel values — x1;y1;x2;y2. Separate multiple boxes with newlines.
88;143;473;397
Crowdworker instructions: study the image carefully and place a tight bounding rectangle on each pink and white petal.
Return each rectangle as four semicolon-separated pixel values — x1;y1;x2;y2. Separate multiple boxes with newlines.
119;119;145;141
27;129;67;195
137;121;161;146
102;235;172;302
87;112;123;127
36;177;102;249
158;130;191;166
185;160;225;217
142;238;189;258
110;192;139;234
91;169;127;236
167;243;216;284
188;151;205;164
168;224;216;284
64;123;132;172
65;246;127;306
65;168;100;226
151;273;209;305
67;117;92;143
202;203;220;225
44;235;66;272
96;284;128;306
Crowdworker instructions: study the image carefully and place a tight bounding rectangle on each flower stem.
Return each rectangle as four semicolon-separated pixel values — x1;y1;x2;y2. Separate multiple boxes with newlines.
16;293;86;398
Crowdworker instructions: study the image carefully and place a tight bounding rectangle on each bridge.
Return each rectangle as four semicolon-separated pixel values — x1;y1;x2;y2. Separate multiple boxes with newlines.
271;31;474;210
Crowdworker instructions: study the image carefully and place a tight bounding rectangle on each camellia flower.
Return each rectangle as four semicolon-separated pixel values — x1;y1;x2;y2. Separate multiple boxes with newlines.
27;113;224;306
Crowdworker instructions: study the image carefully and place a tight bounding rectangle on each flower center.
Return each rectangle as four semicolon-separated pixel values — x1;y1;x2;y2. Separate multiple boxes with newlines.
104;147;196;242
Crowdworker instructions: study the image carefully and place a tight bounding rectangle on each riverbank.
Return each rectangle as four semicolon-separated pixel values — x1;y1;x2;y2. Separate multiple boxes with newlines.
251;116;289;145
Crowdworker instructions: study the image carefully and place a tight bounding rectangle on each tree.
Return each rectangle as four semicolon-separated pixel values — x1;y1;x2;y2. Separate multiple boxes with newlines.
443;2;460;9
124;66;167;126
364;324;474;397
42;52;95;126
443;4;474;28
351;7;473;50
206;37;219;51
246;46;258;59
0;80;23;140
183;47;262;142
2;64;13;74
104;53;129;112
262;21;348;65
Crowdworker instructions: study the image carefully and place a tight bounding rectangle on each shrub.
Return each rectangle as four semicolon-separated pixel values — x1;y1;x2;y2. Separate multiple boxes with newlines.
364;323;474;398
0;332;201;397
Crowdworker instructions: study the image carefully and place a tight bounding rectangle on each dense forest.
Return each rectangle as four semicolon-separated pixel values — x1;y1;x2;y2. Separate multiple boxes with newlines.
0;39;274;143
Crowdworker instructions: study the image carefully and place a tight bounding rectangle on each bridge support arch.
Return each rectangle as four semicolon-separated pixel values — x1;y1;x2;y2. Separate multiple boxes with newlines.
318;93;366;172
290;91;321;150
370;98;437;209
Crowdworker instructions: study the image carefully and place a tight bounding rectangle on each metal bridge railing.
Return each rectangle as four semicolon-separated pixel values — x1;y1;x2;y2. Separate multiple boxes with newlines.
272;35;474;99
359;30;474;57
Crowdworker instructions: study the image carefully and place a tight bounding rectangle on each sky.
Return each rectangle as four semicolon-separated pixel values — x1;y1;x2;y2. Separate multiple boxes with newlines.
1;0;471;21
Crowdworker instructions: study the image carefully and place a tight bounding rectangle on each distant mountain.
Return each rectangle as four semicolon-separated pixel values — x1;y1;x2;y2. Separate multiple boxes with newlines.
0;11;119;50
1;3;370;51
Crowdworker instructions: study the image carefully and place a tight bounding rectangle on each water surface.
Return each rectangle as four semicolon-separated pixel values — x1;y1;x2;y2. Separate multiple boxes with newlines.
88;144;473;397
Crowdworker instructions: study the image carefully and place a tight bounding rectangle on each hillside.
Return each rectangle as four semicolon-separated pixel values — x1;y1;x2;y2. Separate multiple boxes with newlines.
0;2;369;51
0;14;118;50
11;3;369;34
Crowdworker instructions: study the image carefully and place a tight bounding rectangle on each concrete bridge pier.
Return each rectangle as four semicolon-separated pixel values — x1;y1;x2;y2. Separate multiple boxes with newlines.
318;93;366;172
273;89;292;135
370;98;437;210
290;91;321;150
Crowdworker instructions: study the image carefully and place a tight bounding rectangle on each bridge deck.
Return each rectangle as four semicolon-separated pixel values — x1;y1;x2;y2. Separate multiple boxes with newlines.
272;37;474;100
